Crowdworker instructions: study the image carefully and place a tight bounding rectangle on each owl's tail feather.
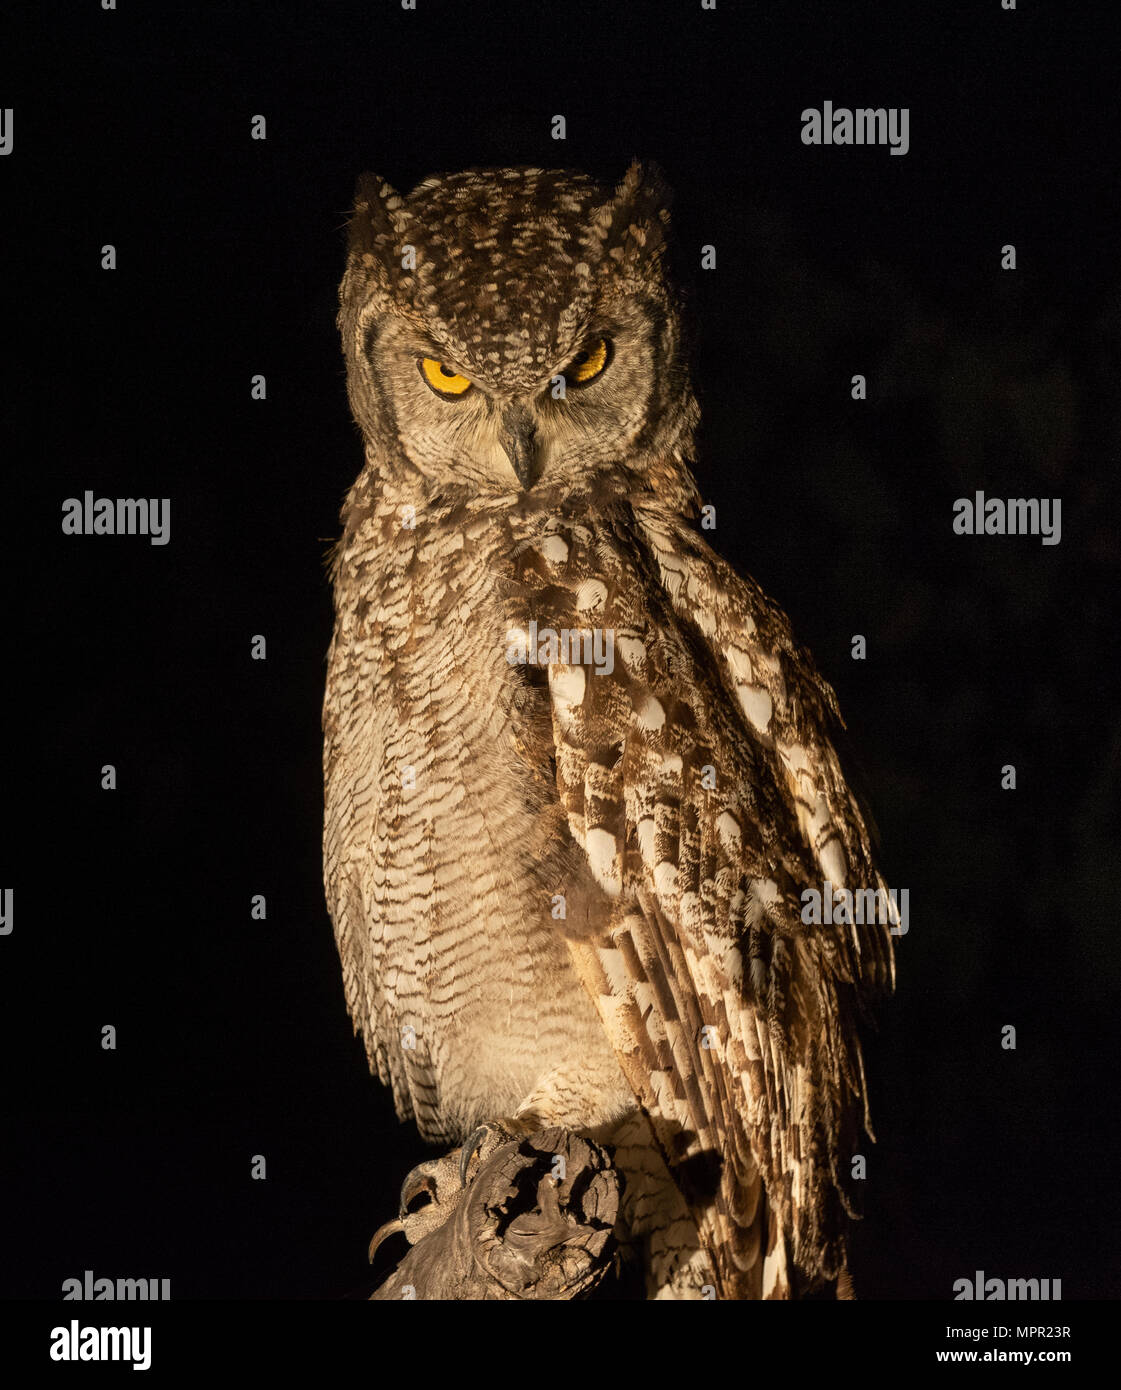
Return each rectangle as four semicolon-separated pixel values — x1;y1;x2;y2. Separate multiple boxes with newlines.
694;1168;785;1300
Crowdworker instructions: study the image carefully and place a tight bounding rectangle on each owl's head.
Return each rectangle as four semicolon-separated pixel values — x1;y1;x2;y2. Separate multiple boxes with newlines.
338;162;698;501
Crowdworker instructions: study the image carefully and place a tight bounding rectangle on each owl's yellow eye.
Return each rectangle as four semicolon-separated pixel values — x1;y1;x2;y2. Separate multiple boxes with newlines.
565;337;611;387
419;357;473;397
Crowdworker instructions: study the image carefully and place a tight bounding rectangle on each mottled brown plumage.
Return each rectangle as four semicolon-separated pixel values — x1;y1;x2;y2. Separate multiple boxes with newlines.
323;162;894;1298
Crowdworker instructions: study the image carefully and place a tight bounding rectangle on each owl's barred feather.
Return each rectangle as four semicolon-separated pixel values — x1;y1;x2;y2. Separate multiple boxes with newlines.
324;162;894;1298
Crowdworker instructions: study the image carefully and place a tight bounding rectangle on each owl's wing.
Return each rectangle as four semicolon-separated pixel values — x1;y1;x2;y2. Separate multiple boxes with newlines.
516;503;895;1299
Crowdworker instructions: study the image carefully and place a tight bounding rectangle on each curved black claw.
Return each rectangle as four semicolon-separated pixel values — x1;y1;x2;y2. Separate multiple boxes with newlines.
459;1125;491;1189
368;1218;405;1265
399;1167;438;1221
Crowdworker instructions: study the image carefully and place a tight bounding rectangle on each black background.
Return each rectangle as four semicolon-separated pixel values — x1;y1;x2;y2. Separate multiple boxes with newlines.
2;0;1118;1302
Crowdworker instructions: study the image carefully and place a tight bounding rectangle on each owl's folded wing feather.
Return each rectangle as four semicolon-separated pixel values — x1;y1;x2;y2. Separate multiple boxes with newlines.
518;504;895;1298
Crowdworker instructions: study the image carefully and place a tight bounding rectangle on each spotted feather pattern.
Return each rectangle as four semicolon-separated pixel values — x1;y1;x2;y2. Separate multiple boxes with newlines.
507;496;896;1298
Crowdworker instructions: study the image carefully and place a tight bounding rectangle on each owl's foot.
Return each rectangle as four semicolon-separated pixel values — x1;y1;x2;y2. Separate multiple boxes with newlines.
400;1149;469;1244
367;1147;467;1263
368;1114;542;1267
370;1127;622;1300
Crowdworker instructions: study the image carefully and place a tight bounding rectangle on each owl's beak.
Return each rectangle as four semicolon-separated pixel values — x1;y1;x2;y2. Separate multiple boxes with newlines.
499;403;540;490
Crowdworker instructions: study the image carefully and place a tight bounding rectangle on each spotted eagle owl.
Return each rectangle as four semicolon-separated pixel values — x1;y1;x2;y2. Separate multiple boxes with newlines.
323;162;895;1299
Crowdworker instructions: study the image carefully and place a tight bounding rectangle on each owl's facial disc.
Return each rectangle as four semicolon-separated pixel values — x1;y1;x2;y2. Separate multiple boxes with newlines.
405;335;618;491
372;310;653;495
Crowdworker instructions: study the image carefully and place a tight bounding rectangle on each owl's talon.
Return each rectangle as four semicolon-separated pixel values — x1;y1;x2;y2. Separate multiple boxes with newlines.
388;1147;475;1247
368;1218;405;1265
459;1126;491;1188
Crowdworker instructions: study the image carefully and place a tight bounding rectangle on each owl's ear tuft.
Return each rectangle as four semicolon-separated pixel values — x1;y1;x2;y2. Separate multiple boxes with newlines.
596;159;673;270
338;174;408;328
347;173;409;260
